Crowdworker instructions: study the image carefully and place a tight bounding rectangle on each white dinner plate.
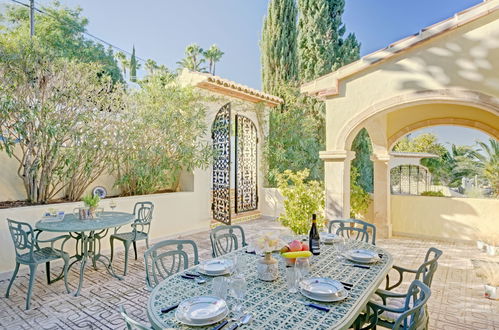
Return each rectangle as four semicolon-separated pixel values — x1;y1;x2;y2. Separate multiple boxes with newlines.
345;249;380;264
320;233;341;244
175;296;228;326
299;278;345;299
300;288;348;302
197;260;233;276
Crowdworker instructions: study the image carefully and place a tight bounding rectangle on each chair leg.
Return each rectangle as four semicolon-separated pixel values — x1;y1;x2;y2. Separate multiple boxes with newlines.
145;237;150;249
133;241;138;260
123;241;130;276
5;262;20;298
45;262;51;285
26;264;38;310
110;237;115;263
62;254;70;294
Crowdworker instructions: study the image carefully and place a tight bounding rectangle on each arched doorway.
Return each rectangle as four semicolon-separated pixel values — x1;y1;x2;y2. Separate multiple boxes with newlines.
211;103;259;224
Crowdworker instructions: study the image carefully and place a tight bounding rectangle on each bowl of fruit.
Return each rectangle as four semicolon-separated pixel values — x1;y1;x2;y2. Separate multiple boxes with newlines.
280;240;312;266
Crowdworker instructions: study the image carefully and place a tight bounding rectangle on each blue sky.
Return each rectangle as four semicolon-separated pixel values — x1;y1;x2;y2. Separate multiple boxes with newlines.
2;0;493;146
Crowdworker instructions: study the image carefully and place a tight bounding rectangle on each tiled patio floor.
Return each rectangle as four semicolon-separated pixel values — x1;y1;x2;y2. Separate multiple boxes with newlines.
0;217;497;329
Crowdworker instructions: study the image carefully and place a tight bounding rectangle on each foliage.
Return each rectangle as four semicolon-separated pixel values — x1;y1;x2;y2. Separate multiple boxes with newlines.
351;128;373;193
420;191;445;197
0;2;122;82
130;45;138;82
82;194;100;208
203;45;224;75
350;167;371;218
115;52;130;79
177;43;206;72
476;261;499;286
112;72;212;196
475;139;499;197
260;0;298;96
264;84;323;186
297;0;360;81
276;169;325;235
0;40;126;203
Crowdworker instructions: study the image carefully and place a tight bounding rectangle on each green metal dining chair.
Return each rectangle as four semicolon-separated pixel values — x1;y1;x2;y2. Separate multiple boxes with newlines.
5;219;70;310
110;201;154;276
210;225;247;258
143;239;199;290
328;219;377;245
360;280;431;330
120;305;152;330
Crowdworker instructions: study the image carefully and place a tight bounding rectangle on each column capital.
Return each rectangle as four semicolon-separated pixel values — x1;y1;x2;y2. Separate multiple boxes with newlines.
320;150;356;162
370;153;391;162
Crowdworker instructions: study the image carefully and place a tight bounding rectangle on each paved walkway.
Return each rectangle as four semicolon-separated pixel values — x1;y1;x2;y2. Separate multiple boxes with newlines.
0;218;497;329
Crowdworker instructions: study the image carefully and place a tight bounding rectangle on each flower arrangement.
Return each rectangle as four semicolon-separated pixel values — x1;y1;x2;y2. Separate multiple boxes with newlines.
254;231;283;255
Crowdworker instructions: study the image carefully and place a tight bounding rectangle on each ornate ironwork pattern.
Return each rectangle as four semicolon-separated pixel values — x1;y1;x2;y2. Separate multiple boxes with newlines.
211;103;231;224
390;165;430;195
235;115;258;213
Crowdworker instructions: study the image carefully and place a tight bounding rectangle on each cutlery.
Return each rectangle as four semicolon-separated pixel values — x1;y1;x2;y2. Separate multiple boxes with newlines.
161;303;179;313
245;250;256;255
340;281;353;287
227;313;253;330
342;263;370;270
297;300;330;312
212;320;229;330
181;274;206;284
185;272;200;277
378;253;383;258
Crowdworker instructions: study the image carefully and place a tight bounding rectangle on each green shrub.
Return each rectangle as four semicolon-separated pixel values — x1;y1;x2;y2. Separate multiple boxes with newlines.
276;169;325;235
350;167;372;218
420;191;445;197
82;194;100;208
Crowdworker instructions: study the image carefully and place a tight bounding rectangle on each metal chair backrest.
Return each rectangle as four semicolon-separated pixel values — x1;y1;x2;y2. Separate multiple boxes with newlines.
393;280;431;330
210;225;247;257
416;247;443;288
329;219;377;245
119;305;151;330
144;239;199;290
133;201;154;225
7;219;37;263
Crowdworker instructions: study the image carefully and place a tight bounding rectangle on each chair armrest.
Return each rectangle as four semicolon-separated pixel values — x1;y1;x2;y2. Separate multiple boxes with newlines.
367;300;405;314
393;265;418;274
36;234;71;251
385;264;418;291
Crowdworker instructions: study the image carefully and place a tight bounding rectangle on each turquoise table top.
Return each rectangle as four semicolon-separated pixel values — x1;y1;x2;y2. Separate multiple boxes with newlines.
35;211;134;232
147;240;393;330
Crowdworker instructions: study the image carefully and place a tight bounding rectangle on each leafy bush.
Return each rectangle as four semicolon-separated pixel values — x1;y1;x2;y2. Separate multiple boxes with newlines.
82;194;100;208
420;191;445;197
276;169;325;235
350;167;372;218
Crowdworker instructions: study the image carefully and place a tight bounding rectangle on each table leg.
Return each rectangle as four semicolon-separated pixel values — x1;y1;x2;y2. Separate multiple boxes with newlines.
74;231;89;296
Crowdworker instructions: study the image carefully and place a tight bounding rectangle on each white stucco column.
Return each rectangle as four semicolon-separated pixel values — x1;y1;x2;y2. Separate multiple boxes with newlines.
320;150;356;220
371;153;392;238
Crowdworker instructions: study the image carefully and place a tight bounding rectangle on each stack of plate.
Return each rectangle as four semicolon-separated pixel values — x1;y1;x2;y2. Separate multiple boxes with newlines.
299;278;348;302
197;259;233;276
344;249;380;264
320;232;341;244
175;296;229;326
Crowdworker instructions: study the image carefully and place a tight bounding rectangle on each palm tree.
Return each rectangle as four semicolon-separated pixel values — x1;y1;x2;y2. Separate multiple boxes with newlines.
177;43;206;72
475;139;499;196
203;44;224;75
145;59;159;75
115;52;130;79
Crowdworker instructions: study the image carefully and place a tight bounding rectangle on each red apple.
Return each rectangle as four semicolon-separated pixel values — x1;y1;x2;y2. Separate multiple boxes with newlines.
301;243;309;251
288;240;303;252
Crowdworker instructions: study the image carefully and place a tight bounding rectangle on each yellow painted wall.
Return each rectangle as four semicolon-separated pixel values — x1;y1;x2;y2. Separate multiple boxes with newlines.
391;195;499;241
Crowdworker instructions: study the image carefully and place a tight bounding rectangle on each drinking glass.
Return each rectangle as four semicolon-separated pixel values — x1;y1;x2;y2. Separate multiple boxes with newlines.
285;266;299;293
230;254;246;275
229;275;247;317
295;257;310;280
109;200;117;210
212;277;229;300
334;236;347;260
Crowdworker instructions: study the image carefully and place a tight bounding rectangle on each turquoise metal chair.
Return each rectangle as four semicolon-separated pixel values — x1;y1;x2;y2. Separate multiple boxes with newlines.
328;219;377;245
359;280;431;330
120;305;151;330
110;201;154;276
5;219;70;310
144;239;199;290
210;225;247;258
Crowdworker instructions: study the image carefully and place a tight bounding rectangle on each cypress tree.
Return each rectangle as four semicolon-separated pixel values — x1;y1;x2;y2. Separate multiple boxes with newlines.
130;45;137;82
260;0;298;96
297;0;360;81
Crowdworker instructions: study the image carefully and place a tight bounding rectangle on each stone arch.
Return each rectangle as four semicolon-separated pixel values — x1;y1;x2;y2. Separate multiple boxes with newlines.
387;117;499;150
340;89;499;152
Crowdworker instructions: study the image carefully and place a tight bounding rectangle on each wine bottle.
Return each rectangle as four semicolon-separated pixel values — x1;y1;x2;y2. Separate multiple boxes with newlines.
309;214;320;255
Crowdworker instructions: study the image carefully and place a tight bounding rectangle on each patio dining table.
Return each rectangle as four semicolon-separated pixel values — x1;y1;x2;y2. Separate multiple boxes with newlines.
35;211;134;296
147;240;393;330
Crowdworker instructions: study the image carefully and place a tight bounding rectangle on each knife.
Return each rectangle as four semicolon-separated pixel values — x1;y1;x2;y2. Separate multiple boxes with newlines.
212;320;229;330
297;300;330;312
161;303;179;313
352;264;370;269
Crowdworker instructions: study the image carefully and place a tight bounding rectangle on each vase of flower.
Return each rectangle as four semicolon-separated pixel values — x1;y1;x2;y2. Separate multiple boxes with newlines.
254;231;283;282
82;194;101;219
257;252;279;282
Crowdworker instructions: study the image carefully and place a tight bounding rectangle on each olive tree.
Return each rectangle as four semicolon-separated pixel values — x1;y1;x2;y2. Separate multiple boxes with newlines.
0;41;126;203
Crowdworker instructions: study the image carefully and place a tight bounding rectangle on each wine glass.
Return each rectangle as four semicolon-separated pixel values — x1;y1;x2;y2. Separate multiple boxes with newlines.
229;275;247;317
109;199;117;211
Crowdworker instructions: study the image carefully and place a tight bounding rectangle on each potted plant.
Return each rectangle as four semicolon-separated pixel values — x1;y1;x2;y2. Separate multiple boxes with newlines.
477;262;499;300
82;194;101;219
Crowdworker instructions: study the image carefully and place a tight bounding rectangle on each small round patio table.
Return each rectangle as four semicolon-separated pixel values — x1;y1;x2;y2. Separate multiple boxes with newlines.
36;211;134;296
147;240;393;329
